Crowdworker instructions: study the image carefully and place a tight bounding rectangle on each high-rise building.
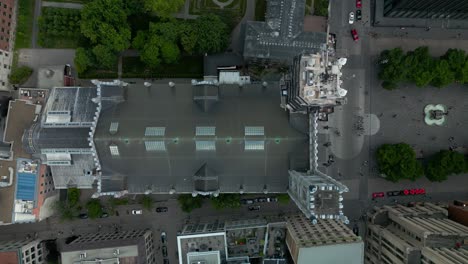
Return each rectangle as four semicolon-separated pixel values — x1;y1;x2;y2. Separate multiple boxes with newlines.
0;0;15;90
365;203;468;264
0;239;46;264
383;0;468;19
60;229;155;264
287;170;349;224
285;214;364;264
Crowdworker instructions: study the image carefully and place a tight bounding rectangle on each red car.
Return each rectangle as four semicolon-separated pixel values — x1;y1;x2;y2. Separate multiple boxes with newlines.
372;192;385;199
356;0;362;8
351;29;359;41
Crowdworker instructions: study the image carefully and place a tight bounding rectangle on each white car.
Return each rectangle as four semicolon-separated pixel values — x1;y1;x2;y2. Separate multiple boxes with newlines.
131;209;142;215
349;12;355;24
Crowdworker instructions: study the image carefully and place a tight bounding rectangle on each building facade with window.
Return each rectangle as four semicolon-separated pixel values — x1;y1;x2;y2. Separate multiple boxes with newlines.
365;203;468;264
383;0;468;19
0;239;46;264
0;0;15;89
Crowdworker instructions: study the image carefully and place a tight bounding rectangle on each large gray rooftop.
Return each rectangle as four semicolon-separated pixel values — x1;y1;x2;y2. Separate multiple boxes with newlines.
94;81;309;193
243;0;327;60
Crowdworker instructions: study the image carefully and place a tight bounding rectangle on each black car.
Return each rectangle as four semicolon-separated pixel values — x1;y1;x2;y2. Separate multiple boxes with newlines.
162;246;168;258
356;9;362;20
163;259;169;264
241;199;254;205
156;207;168;213
248;205;260;211
79;213;88;219
352;225;359;236
387;190;402;197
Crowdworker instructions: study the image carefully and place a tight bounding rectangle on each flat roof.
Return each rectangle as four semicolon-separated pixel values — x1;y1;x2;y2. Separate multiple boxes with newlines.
94;81;309;193
0;100;36;224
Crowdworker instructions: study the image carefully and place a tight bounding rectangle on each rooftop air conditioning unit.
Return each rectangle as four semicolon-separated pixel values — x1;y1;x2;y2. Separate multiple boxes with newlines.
79;252;87;259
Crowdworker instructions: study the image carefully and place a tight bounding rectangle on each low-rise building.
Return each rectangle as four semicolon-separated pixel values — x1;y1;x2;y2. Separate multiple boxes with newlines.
60;229;155;264
365;203;468;264
285;214;363;264
0;238;46;264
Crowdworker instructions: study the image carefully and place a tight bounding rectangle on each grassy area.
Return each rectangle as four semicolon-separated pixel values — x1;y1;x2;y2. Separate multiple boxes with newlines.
313;0;329;17
122;56;203;78
189;0;246;16
305;0;312;15
43;0;89;3
38;7;82;48
15;0;35;50
254;0;266;21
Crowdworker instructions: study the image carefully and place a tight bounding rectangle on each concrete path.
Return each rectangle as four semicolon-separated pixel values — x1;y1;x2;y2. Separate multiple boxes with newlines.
31;0;42;48
228;0;255;53
42;1;83;9
173;0;198;20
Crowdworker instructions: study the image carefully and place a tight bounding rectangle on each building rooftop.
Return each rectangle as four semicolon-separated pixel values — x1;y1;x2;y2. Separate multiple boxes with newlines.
0;251;19;264
177;233;227;264
94;81;309;194
41;86;98;127
0;100;37;224
243;0;327;60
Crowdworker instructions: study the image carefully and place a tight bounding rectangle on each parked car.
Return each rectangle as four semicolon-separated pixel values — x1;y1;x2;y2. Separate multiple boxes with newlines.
161;232;167;244
356;9;362;20
100;212;109;218
131;209;142;215
356;0;362;8
248;205;261;211
79;213;88;219
352;225;359;236
349;12;355;24
156;207;168;213
269;197;278;202
386;190;401;197
351;29;359;41
162;246;168;258
258;197;268;203
241;199;254;205
372;192;385;199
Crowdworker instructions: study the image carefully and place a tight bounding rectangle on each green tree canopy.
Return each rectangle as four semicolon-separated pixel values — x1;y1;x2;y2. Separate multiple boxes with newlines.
143;0;185;16
81;0;131;52
405;47;434;87
442;49;466;81
67;188;80;207
140;195;153;211
140;37;162;68
426;150;467;182
376;143;424;182
378;47;406;86
159;40;180;64
9;66;33;85
86;199;103;219
92;44;118;69
132;30;147;50
177;194;203;213
193;14;228;54
210;194;241;210
431;60;455;88
74;47;94;74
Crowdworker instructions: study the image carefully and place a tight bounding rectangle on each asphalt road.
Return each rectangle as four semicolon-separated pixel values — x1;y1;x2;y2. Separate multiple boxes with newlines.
0;197;299;263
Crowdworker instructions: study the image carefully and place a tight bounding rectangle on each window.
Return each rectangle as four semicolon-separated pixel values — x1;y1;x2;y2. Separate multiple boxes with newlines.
195;140;216;151
195;126;215;136
145;127;165;136
109;145;119;156
245;140;264;150
245;126;264;136
145;141;166;151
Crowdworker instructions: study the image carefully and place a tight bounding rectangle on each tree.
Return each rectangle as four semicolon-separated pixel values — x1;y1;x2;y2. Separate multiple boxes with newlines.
405;47;434;87
67;188;80;207
86;199;103;219
381;81;397;90
9;66;33;85
431;59;455;88
159;40;180;64
426;150;467;182
132;30;147;50
177;194;203;213
442;49;466;81
179;23;197;55
149;21;181;43
143;0;185;16
210;194;241;210
140;195;153;211
54;200;78;221
74;47;94;74
193;14;228;54
80;0;131;52
376;143;424;182
92;44;117;69
378;48;406;85
140;37;162;68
